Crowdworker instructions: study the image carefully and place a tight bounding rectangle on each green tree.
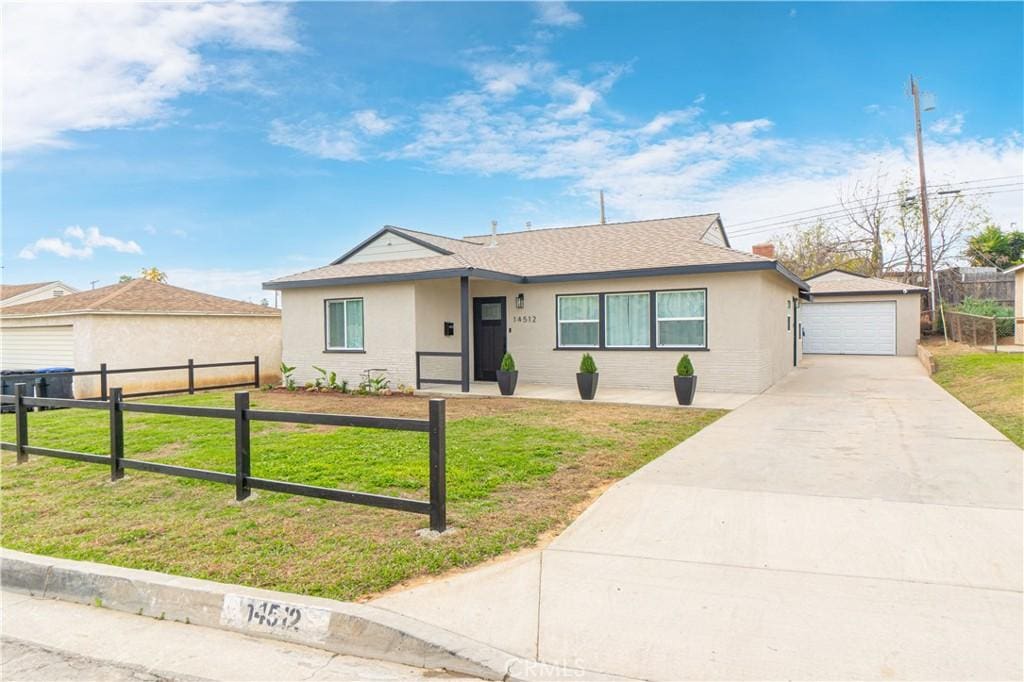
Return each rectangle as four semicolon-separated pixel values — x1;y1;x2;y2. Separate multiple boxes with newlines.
139;267;168;283
118;274;133;283
965;225;1024;269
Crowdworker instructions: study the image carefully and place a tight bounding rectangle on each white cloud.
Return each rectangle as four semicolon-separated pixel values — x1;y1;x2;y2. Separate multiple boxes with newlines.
269;119;363;161
930;113;965;136
352;110;397;136
18;226;142;260
534;2;582;27
3;3;296;152
639;108;701;136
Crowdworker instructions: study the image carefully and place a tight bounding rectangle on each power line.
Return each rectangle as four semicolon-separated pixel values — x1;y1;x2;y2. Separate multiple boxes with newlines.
726;174;1024;230
729;182;1023;238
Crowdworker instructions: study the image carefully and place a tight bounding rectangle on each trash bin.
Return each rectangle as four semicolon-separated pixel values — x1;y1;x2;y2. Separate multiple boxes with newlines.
1;369;36;412
34;367;76;401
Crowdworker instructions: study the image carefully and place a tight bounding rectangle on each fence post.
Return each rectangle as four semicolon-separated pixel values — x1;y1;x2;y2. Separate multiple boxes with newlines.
109;387;124;480
234;392;251;501
100;363;108;401
253;355;260;389
993;316;998;352
187;359;195;395
14;383;28;464
428;398;446;533
972;317;978;347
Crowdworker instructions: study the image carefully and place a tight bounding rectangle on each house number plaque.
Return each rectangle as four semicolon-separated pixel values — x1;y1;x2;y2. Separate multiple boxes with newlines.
513;315;537;323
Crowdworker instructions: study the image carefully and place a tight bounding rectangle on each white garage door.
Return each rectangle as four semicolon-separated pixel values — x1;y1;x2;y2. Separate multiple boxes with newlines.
801;301;896;355
1;326;75;369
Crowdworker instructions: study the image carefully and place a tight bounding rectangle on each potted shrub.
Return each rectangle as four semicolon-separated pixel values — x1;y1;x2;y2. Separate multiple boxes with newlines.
496;352;518;396
674;354;697;405
576;353;599;400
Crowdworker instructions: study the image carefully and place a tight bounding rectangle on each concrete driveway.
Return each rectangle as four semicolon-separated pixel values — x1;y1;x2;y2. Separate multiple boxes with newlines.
375;356;1023;680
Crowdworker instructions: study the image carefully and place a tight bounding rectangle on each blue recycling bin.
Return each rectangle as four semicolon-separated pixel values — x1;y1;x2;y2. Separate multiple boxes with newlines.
33;367;76;400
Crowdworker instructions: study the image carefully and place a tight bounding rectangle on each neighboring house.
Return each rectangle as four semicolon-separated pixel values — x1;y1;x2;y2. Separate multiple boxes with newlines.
0;281;78;306
1;279;282;397
802;269;926;356
265;215;810;394
1004;263;1024;345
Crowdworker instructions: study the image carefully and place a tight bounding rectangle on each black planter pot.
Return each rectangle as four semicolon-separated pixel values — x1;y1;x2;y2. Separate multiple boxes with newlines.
496;370;518;396
674;375;697;405
576;372;599;400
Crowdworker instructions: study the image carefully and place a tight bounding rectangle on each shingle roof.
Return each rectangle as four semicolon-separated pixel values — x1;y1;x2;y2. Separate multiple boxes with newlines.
806;269;926;295
0;279;279;316
267;215;804;288
0;281;57;301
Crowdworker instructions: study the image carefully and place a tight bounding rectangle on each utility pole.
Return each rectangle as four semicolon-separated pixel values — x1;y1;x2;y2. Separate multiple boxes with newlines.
599;190;606;224
910;75;936;329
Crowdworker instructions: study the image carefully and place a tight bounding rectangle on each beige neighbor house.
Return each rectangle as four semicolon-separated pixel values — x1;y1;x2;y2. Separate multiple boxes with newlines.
265;215;813;395
0;281;78;306
0;278;282;397
1005;262;1024;345
801;269;926;356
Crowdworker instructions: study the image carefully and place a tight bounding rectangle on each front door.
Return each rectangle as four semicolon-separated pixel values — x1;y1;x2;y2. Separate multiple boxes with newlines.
473;297;507;381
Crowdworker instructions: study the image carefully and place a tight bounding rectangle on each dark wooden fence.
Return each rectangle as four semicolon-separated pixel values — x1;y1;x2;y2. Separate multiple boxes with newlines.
0;385;447;532
936;267;1015;307
1;356;261;401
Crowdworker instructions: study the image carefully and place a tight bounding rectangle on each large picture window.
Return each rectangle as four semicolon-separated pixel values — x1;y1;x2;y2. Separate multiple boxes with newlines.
656;290;706;348
557;294;599;347
605;292;650;347
326;298;364;350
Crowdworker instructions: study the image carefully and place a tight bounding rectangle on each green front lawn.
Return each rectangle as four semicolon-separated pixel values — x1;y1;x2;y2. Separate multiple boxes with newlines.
932;351;1024;448
1;391;723;600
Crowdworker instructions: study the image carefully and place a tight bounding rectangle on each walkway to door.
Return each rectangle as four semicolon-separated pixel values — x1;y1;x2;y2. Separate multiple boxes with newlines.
379;356;1023;680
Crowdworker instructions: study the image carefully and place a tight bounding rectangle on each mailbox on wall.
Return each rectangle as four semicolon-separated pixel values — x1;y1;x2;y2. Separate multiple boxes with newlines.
444;321;454;336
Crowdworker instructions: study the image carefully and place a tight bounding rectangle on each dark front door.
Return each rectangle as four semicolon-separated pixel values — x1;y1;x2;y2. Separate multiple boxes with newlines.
473;297;507;381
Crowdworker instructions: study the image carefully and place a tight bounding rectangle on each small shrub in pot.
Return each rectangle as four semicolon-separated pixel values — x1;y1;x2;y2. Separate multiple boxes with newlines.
496;352;518;396
674;354;697;405
576;353;599;400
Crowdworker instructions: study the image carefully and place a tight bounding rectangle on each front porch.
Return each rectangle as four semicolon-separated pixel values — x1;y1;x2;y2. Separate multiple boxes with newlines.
417;380;756;410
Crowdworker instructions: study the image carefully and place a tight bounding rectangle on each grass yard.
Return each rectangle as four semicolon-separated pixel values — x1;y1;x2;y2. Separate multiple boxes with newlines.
0;390;723;601
927;342;1024;448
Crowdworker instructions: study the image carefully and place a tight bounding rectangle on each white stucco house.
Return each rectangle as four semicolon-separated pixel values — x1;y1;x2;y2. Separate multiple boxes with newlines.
1;278;282;397
265;215;814;394
1004;262;1024;345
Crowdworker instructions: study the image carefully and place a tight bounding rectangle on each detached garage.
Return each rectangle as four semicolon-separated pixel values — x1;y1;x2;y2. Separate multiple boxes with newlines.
802;270;926;356
1;278;282;397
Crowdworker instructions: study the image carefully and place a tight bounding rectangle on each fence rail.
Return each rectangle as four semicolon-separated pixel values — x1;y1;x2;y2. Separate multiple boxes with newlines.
0;356;261;401
0;384;447;532
415;351;464;390
942;310;1016;352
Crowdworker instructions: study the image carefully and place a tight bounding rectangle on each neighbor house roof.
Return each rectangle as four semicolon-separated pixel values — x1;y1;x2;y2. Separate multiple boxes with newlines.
0;279;280;317
805;269;927;296
1002;263;1024;274
0;281;61;301
266;215;808;290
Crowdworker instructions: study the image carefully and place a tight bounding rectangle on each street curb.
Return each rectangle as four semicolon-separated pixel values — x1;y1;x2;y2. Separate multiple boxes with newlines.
1;549;602;681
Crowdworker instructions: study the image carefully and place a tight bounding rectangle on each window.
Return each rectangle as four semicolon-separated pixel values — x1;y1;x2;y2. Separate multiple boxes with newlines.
326;298;364;350
557;294;599;347
656;290;706;348
605;292;650;347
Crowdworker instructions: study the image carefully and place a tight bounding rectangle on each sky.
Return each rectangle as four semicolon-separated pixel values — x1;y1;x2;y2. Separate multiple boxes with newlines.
3;1;1022;303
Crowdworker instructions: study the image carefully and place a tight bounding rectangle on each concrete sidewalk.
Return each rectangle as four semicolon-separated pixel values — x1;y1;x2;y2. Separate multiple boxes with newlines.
374;356;1024;680
0;591;477;681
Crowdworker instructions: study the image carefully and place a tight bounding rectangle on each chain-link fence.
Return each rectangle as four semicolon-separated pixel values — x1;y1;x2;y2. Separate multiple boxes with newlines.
942;311;1016;351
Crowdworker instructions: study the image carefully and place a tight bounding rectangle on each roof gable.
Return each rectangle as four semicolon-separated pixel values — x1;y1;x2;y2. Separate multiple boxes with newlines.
331;227;453;265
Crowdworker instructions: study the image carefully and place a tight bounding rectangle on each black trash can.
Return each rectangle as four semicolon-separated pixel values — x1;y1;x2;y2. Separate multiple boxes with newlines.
1;370;36;413
34;367;76;401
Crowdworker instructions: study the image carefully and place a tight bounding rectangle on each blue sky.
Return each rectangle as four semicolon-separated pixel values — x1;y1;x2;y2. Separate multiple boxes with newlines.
3;1;1022;302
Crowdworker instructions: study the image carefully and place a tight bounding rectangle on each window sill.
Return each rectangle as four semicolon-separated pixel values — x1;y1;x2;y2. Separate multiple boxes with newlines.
323;349;367;354
553;347;710;352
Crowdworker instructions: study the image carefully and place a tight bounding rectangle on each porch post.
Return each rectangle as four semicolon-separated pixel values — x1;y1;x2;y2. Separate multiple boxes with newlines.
460;275;470;393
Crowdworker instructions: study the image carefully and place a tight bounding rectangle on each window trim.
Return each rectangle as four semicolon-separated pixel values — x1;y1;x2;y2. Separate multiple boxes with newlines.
554;288;709;351
324;297;366;352
556;293;600;349
655;289;707;349
604;291;652;349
